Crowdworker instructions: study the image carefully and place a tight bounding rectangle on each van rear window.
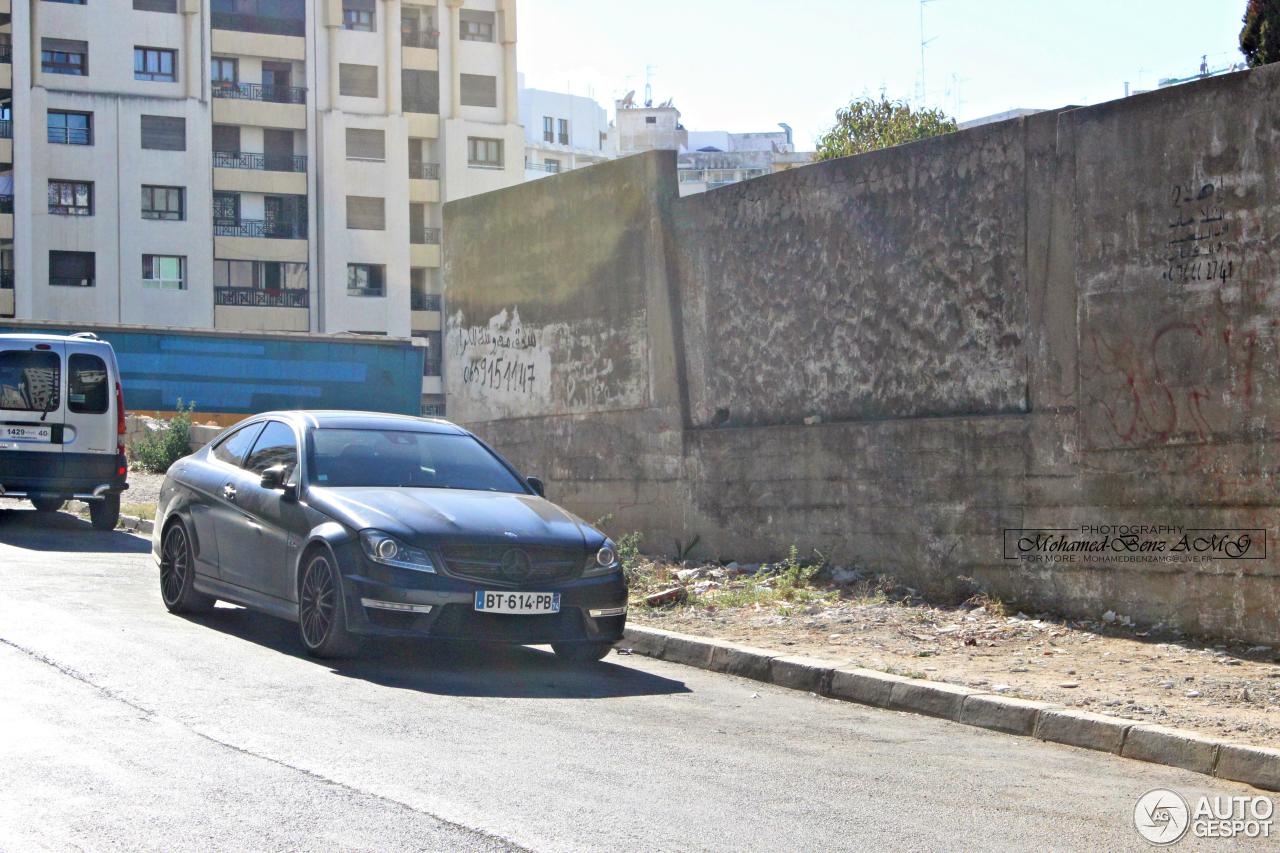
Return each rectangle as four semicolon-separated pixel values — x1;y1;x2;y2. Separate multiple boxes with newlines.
68;353;109;414
0;351;60;412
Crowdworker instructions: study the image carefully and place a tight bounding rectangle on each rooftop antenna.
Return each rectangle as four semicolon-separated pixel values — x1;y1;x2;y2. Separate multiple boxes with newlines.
645;65;657;107
919;0;941;107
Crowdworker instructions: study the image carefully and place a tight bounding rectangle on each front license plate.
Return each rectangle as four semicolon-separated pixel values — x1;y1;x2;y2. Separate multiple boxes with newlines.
474;591;561;615
3;425;52;443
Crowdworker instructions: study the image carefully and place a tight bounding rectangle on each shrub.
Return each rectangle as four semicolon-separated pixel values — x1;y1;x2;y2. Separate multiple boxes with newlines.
130;400;196;474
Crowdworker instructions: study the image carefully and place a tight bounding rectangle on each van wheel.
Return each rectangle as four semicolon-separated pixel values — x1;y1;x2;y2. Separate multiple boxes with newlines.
31;498;64;513
90;494;120;531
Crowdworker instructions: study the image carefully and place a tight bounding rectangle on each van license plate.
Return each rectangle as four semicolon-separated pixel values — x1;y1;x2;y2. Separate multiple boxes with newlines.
474;591;561;615
3;426;52;443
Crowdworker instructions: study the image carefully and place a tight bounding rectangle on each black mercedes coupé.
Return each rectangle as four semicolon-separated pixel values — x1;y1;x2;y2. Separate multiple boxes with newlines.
153;411;627;661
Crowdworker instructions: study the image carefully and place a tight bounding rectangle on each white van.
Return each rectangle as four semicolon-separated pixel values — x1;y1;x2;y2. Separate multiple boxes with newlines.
0;332;127;530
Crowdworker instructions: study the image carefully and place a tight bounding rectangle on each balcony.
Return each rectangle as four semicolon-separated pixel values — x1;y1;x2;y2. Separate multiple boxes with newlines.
214;286;309;332
0;194;12;213
402;31;439;50
408;162;440;180
214;150;306;172
211;0;305;37
0;195;11;239
214;286;308;308
215;218;307;240
213;81;306;105
422;357;441;378
411;292;441;311
526;160;562;174
0;269;12;289
0;121;9;140
410;225;441;245
0;271;11;318
0;45;10;64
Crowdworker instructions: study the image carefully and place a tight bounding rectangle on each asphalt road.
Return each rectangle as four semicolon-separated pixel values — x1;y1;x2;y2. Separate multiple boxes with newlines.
1;508;1274;852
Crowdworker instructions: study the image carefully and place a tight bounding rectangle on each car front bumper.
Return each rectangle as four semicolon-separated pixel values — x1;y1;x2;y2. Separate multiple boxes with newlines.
336;549;629;645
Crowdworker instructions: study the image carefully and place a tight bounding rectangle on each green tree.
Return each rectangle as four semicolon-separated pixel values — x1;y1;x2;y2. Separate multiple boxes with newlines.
1241;0;1280;67
815;96;957;161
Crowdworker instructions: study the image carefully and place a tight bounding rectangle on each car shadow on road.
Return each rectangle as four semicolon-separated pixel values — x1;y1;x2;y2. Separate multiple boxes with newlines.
185;606;692;700
0;509;152;554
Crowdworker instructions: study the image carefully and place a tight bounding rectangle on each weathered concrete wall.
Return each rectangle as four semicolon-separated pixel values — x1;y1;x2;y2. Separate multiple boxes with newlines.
445;64;1280;644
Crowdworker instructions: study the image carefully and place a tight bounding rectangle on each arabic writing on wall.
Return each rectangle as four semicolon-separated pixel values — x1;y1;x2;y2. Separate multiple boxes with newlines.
1162;182;1235;286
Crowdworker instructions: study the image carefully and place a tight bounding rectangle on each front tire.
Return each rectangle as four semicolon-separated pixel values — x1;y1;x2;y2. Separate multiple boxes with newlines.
160;521;215;614
31;497;64;513
298;550;360;659
89;494;120;531
552;642;614;663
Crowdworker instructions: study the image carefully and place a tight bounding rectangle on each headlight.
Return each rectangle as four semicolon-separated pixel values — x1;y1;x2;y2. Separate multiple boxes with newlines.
359;529;436;573
584;542;620;576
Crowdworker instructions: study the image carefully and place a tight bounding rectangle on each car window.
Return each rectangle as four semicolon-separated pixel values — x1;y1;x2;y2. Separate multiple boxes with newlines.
0;350;60;413
67;354;109;414
244;421;298;480
307;429;527;493
211;423;263;468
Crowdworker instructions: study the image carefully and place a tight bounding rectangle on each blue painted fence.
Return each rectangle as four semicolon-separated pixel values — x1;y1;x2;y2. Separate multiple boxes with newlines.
1;324;424;417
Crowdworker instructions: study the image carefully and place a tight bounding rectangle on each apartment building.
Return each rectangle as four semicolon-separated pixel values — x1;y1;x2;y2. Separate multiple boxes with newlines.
0;0;523;416
519;79;613;180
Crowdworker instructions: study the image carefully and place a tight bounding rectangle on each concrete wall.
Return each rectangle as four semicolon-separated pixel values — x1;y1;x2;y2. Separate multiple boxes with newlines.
445;64;1280;644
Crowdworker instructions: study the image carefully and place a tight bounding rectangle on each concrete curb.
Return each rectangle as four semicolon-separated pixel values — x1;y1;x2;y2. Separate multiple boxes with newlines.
622;625;1280;792
117;515;154;536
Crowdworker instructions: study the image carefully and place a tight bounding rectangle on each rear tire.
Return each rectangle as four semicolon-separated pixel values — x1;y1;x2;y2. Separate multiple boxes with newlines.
31;498;64;513
298;550;360;659
89;494;120;531
160;521;215;614
552;642;614;663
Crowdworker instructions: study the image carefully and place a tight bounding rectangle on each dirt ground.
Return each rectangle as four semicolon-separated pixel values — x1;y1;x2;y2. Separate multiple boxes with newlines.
627;559;1280;746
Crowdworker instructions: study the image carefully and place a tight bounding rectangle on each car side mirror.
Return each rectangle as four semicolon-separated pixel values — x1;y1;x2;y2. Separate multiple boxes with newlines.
260;464;296;499
526;476;545;498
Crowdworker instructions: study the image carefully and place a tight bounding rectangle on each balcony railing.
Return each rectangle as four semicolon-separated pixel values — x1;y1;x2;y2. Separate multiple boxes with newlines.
214;286;309;308
402;30;439;49
213;150;307;173
0;46;11;64
212;81;307;105
423;358;442;377
410;225;441;245
411;292;441;311
408;161;440;180
48;126;91;145
0;195;12;213
525;160;561;173
0;270;13;290
0;121;11;140
211;0;305;37
214;218;308;239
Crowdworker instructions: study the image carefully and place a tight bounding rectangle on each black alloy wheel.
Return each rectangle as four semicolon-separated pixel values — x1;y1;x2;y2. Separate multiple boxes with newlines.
160;522;215;613
298;551;359;658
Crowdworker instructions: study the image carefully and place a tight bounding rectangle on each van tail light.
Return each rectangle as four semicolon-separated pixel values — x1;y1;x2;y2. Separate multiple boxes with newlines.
115;382;127;476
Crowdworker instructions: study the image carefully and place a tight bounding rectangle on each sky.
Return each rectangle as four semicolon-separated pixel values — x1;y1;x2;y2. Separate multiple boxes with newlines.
517;0;1248;149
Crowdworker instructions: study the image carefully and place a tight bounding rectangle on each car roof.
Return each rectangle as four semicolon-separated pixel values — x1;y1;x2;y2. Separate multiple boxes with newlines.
251;410;471;436
0;332;115;349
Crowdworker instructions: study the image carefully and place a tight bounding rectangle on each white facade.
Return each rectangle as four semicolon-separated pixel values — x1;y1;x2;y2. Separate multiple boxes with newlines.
1;0;524;416
519;80;613;180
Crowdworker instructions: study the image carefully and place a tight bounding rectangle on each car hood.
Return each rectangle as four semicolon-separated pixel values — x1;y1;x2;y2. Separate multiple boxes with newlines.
306;487;595;548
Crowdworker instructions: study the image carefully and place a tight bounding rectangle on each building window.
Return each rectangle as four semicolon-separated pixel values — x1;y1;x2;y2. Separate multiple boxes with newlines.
345;127;385;161
459;9;495;42
134;0;179;11
544;159;561;174
212;192;239;227
143;255;185;290
346;196;385;230
215;259;308;291
342;0;375;31
542;116;554;144
645;116;657;124
134;46;177;82
558;118;570;145
402;69;439;113
211;56;238;94
459;74;497;108
42;39;88;76
141;115;186;150
401;6;437;48
49;251;95;288
467;137;503;168
142;185;185;221
339;63;378;98
45;0;87;4
347;264;384;297
47;110;92;145
48;180;93;216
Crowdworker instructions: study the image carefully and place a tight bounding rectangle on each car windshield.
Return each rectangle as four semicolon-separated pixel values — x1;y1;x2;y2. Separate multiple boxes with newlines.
307;428;528;493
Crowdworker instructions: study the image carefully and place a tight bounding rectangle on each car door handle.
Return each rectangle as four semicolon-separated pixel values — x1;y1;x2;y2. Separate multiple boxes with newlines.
222;484;237;501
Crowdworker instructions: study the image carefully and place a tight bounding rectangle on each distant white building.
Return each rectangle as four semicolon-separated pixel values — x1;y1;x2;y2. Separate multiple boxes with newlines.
520;79;615;180
677;124;811;197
